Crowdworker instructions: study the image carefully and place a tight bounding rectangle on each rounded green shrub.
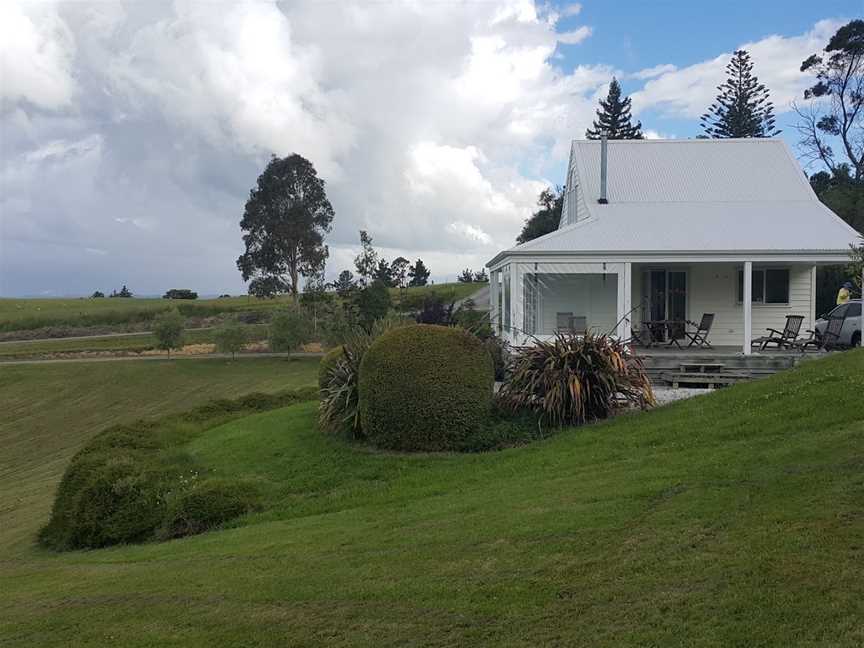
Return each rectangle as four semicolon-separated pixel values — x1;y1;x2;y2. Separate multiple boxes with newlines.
159;479;260;540
318;345;345;391
358;324;494;451
41;453;167;550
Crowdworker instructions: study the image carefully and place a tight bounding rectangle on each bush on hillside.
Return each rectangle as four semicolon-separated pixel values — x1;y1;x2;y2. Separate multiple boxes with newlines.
159;479;260;540
358;325;494;451
497;331;655;427
414;291;457;325
40;453;168;550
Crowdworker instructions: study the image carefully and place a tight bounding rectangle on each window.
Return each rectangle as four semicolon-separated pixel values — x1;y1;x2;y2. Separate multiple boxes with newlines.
848;303;862;318
737;268;789;304
764;269;790;303
830;304;849;319
523;272;538;334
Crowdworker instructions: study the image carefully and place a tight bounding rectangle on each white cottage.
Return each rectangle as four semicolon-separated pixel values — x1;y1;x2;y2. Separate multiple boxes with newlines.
486;138;862;354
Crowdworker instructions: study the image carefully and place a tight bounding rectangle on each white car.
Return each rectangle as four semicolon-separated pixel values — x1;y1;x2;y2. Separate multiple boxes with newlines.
814;299;862;348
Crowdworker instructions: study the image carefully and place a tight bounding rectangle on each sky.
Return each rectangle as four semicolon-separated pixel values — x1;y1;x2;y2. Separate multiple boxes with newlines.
0;0;860;297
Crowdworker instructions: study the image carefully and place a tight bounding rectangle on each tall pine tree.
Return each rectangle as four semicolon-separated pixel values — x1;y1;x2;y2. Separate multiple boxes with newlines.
585;78;643;140
701;50;780;138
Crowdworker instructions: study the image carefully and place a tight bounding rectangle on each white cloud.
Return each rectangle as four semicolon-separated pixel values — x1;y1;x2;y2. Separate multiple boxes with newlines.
632;63;677;80
561;4;583;18
447;221;494;245
631;20;842;118
0;1;77;109
1;2;842;296
557;26;592;45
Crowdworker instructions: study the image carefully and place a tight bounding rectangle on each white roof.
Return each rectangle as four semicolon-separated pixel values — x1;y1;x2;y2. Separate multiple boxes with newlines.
490;139;861;265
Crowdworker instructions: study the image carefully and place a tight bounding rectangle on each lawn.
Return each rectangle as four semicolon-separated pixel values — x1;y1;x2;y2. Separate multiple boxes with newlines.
2;351;863;646
0;357;319;556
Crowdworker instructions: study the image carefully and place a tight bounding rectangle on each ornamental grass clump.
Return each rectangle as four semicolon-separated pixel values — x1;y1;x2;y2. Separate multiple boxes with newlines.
497;331;654;427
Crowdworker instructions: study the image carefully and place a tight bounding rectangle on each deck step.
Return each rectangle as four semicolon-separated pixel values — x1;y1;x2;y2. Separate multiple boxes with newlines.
659;371;751;389
679;363;724;373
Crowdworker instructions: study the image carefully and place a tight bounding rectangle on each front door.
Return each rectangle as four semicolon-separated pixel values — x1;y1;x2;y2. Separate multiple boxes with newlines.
642;270;688;340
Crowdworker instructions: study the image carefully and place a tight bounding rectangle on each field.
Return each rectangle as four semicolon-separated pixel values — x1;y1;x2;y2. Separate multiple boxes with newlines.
2;350;863;646
0;283;483;333
0;325;270;359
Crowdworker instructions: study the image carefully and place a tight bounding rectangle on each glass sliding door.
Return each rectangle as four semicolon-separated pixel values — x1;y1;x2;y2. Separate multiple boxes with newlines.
641;269;688;342
667;271;687;340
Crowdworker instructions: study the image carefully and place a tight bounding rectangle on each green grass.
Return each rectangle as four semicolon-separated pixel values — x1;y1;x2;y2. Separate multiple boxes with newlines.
0;325;268;358
0;296;290;332
0;357;319;556
391;281;484;305
0;283;480;332
2;351;863;646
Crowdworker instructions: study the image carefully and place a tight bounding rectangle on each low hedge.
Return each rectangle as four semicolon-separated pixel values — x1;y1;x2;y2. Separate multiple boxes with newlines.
358;324;494;451
40;452;168;550
159;479;260;540
40;387;317;551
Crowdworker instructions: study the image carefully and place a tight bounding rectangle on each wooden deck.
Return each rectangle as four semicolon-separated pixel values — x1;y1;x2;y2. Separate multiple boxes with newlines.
633;345;809;386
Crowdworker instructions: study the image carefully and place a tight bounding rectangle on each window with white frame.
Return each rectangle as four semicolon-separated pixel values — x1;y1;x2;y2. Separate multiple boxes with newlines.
737;268;790;304
523;271;539;334
502;267;511;331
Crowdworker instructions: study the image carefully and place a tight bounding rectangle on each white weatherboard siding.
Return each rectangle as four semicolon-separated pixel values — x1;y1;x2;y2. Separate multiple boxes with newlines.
491;139;861;347
630;264;813;347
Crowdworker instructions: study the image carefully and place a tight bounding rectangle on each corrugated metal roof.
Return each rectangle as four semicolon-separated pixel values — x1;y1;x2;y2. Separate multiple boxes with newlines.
571;138;814;204
493;139;862;265
515;201;860;253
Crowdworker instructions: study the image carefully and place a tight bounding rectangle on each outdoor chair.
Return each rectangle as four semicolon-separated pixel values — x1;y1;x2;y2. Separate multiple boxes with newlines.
630;322;654;347
751;314;804;351
684;313;714;348
796;314;845;352
556;313;587;335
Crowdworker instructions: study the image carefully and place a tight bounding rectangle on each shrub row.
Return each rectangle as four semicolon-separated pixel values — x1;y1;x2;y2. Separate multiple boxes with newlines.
40;387;317;551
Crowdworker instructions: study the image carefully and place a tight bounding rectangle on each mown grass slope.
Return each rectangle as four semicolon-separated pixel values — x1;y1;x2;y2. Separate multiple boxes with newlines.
2;351;863;647
0;357;319;555
0;325;272;358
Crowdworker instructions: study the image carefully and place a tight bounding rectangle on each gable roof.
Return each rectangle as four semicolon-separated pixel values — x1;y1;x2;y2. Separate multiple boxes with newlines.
489;139;861;266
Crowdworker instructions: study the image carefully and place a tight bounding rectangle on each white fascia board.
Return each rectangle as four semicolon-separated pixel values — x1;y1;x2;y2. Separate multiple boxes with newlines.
487;250;852;268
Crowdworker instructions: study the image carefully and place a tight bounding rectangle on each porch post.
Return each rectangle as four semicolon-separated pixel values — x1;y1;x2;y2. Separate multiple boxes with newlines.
511;263;523;344
617;262;632;341
489;269;498;335
743;261;753;355
809;265;817;331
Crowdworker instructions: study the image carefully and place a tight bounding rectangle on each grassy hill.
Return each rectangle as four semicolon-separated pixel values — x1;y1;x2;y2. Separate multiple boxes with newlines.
2;351;863;646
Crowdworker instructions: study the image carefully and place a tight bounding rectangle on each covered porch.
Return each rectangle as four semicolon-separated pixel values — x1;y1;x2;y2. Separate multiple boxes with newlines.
488;255;842;356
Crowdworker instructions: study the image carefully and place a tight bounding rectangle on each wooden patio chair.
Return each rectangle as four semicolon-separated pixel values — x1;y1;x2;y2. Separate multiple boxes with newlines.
796;314;845;352
684;313;714;348
630;322;654;347
751;314;804;351
556;313;587;335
